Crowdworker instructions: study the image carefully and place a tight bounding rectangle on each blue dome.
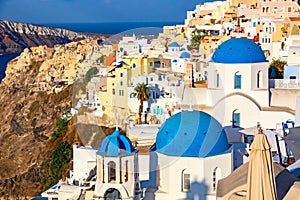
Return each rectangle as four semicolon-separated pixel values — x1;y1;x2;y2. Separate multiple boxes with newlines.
212;38;267;64
169;42;180;47
155;111;230;157
99;130;137;156
180;52;191;59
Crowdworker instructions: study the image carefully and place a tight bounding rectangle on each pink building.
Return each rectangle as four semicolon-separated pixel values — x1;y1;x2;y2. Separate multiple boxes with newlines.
258;0;299;18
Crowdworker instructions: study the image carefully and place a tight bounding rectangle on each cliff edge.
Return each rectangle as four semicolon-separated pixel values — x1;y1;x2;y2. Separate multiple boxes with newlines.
0;20;97;54
0;39;102;198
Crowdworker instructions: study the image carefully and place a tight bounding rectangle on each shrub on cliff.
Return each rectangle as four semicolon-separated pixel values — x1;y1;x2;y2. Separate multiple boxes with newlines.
84;67;99;84
51;117;69;141
96;55;105;64
47;141;72;186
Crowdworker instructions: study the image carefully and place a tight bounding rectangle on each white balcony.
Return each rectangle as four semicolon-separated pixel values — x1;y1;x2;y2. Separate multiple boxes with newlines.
274;79;300;89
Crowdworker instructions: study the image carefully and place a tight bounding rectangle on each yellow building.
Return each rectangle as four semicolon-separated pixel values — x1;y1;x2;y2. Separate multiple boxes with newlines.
272;23;284;42
99;56;155;117
122;57;155;83
283;17;300;37
100;66;129;109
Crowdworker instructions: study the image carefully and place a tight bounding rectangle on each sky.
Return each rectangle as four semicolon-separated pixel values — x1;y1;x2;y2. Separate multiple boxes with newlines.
0;0;202;24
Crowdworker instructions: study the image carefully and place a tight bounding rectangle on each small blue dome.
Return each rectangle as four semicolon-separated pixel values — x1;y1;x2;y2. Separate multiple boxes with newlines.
212;38;267;64
169;42;180;48
99;130;137;156
180;52;191;59
172;59;178;63
155;111;230;157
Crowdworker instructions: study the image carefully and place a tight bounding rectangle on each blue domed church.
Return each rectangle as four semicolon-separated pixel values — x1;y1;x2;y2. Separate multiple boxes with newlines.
144;110;232;200
205;38;293;129
94;129;141;200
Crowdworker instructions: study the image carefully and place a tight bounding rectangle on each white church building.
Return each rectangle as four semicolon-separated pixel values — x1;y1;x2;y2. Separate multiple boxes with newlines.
200;38;294;129
144;110;233;200
94;129;141;200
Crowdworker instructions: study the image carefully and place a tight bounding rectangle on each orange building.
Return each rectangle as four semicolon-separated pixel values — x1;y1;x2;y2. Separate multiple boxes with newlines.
104;51;116;66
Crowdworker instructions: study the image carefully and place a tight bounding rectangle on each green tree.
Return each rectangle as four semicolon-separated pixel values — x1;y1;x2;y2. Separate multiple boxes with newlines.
97;55;105;63
134;83;150;124
84;67;99;83
188;34;204;50
269;58;287;79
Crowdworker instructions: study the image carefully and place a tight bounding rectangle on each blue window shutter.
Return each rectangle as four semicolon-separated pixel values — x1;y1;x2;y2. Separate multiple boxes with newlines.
234;74;241;89
233;113;240;127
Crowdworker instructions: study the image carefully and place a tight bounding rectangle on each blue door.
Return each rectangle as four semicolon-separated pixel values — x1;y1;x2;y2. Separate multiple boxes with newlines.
234;74;241;89
233;112;240;127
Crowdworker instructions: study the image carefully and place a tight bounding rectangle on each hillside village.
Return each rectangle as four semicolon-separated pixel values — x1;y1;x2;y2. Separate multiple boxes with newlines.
11;0;300;199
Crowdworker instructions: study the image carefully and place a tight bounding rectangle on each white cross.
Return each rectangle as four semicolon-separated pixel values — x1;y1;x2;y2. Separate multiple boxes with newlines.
114;113;119;131
115;120;119;131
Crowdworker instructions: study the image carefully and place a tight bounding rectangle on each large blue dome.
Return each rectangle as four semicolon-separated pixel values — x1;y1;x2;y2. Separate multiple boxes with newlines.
99;130;137;156
154;111;230;157
211;38;267;64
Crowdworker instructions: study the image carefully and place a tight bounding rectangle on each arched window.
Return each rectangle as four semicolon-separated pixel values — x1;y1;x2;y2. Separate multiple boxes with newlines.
129;93;134;98
232;109;240;128
125;160;129;182
104;188;121;199
257;71;263;88
108;161;116;182
215;70;220;88
182;169;190;192
216;72;220;88
234;72;242;89
213;167;221;191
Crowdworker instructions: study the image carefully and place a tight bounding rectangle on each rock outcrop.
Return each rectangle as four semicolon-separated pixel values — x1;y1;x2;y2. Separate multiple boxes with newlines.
0;20;97;54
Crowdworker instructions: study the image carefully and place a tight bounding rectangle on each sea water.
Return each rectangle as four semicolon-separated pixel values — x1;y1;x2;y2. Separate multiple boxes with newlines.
42;21;182;35
0;53;20;82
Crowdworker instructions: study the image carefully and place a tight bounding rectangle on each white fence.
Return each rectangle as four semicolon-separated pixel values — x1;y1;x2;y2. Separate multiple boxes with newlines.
274;79;300;89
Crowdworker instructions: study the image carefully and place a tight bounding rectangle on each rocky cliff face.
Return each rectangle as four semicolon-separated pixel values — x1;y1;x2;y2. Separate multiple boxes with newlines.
0;39;102;198
0;20;96;54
